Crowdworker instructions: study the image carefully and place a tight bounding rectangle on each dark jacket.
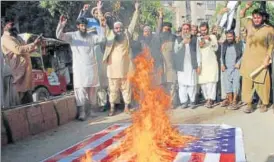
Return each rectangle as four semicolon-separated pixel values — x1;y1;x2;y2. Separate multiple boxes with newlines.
221;40;243;67
174;36;199;71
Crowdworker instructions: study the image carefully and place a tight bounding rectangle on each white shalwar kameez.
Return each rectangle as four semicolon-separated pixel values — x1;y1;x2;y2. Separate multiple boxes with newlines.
56;23;105;106
177;44;200;104
198;35;219;100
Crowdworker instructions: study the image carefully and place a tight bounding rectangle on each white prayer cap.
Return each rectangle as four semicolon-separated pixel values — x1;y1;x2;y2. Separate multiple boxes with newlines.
91;7;98;16
143;26;151;32
114;21;123;27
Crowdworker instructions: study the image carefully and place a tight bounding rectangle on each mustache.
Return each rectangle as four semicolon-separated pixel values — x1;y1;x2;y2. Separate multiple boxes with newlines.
252;22;264;28
182;33;191;39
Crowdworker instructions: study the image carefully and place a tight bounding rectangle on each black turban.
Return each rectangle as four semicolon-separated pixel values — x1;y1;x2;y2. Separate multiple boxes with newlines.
162;22;172;28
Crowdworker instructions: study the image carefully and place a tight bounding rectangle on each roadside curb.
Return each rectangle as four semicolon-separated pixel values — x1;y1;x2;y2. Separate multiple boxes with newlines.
1;95;77;145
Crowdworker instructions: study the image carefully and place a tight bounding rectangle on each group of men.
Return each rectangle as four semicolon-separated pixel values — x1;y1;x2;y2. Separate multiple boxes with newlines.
1;1;274;121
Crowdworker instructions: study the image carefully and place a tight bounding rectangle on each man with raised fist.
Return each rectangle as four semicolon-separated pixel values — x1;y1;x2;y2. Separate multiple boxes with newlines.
56;1;106;121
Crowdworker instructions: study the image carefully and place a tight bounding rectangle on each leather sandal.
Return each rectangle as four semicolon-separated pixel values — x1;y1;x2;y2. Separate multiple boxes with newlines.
228;101;239;110
221;99;229;107
243;103;253;113
259;104;268;113
108;109;115;116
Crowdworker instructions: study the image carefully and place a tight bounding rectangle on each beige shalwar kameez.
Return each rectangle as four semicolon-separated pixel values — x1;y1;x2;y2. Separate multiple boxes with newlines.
240;18;274;105
103;10;139;105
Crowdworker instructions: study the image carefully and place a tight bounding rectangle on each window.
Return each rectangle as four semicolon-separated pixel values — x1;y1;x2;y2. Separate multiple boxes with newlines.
197;18;205;25
206;1;216;10
205;15;212;21
186;15;191;22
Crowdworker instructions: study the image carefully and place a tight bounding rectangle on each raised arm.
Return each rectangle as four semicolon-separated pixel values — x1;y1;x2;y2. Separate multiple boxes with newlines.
240;2;252;18
90;1;106;45
156;9;163;34
78;4;90;19
97;1;105;25
56;16;72;43
215;6;229;26
1;36;39;55
128;2;140;36
234;3;241;38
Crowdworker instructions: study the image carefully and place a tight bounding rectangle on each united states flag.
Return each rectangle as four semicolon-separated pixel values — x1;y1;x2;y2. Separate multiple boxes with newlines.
42;124;246;162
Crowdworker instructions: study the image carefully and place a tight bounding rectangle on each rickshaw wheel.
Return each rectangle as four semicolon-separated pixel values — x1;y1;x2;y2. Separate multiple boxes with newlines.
32;87;50;102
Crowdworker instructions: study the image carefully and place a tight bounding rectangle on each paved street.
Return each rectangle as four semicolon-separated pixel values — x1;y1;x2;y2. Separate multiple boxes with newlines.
1;104;274;162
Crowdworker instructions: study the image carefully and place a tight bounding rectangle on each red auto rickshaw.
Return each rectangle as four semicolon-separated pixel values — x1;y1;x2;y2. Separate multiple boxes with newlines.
18;33;73;101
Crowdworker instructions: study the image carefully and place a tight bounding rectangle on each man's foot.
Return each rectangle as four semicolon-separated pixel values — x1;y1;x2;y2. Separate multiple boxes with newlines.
243;103;253;113
259;104;268;113
205;100;213;108
88;110;97;118
228;101;239;110
124;106;131;114
204;100;210;108
78;106;86;121
85;104;98;118
207;100;214;108
257;100;262;109
181;103;188;109
220;99;229;107
189;102;196;109
108;108;115;116
100;106;107;112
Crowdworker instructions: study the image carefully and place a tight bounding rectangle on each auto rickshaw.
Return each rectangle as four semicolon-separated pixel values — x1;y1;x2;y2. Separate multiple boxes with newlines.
18;33;73;101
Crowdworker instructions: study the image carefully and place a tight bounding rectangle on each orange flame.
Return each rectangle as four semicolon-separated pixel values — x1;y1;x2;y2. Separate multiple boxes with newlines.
106;48;196;162
80;150;93;162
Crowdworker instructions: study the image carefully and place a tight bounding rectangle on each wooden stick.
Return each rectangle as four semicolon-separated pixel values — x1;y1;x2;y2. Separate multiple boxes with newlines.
250;65;265;78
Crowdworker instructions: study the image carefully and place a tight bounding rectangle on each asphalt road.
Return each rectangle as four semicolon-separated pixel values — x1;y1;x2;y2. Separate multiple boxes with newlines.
1;105;274;162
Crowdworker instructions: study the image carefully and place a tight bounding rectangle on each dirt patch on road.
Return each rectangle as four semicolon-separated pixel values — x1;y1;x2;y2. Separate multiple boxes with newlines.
172;107;241;124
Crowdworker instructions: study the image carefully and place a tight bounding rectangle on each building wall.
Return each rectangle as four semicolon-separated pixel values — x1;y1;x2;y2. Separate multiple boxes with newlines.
172;1;225;28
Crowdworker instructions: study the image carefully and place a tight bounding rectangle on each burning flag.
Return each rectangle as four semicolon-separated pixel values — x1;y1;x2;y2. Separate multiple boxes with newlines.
104;48;195;162
42;49;246;162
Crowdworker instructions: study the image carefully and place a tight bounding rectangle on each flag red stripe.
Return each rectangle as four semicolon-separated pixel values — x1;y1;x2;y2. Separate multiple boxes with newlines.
188;153;206;162
44;124;121;162
219;153;235;162
101;147;179;162
71;130;126;162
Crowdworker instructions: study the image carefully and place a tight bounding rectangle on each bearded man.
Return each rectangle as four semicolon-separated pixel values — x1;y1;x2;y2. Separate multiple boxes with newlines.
137;26;153;49
174;23;201;108
56;1;106;121
78;4;101;34
240;5;274;113
1;17;40;106
220;30;243;109
102;2;139;116
150;9;178;108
